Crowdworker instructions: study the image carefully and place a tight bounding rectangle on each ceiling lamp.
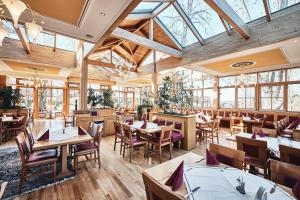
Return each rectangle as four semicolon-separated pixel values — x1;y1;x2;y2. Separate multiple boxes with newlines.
231;61;256;88
0;25;8;46
2;0;27;28
25;20;43;42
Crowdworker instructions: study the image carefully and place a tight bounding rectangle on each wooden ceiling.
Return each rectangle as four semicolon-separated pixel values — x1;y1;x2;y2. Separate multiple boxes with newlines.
22;0;88;25
92;18;180;68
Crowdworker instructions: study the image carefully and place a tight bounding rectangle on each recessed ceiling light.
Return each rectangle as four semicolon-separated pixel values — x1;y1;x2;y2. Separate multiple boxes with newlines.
100;12;105;16
85;34;93;38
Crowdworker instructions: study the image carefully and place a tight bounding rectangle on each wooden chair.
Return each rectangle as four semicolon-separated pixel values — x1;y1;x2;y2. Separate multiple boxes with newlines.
15;134;58;192
113;121;124;154
142;172;184;200
63;113;72;127
74;125;103;170
236;136;268;178
230;116;247;135
210;143;245;170
171;122;184;150
148;125;173;163
122;124;148;163
202;118;221;143
270;159;300;188
6;115;28;140
279;144;300;166
293;129;300;141
252;126;277;137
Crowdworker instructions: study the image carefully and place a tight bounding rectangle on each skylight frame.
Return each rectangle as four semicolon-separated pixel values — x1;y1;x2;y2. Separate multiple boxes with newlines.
132;2;163;14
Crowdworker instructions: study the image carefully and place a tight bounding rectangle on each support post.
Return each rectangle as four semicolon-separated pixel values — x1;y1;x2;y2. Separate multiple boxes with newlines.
79;46;88;110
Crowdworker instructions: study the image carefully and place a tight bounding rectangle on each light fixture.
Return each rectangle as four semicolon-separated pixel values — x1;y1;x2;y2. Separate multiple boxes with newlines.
100;12;105;16
2;0;27;28
25;20;43;42
0;24;8;46
231;61;256;88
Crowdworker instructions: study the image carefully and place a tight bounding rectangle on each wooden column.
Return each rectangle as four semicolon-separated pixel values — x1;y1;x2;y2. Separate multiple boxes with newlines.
149;18;158;100
79;44;88;110
33;87;39;118
213;76;219;110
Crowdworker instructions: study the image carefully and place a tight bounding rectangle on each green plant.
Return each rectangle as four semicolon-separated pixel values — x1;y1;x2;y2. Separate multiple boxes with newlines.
87;88;103;108
102;88;114;109
157;76;171;111
12;88;23;108
0;87;24;109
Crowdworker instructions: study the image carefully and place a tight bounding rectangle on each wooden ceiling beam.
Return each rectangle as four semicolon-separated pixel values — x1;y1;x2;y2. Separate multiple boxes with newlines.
85;0;143;58
173;1;204;45
127;13;152;20
204;0;250;39
111;27;183;57
87;60;136;72
14;25;30;54
262;0;271;22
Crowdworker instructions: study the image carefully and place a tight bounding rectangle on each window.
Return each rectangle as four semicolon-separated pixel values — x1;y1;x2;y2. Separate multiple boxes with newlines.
132;2;161;13
141;51;170;66
237;87;255;109
225;0;265;23
69;89;80;114
220;88;235;108
177;0;225;39
52;89;63;111
260;85;284;110
288;84;300;112
268;0;300;13
158;4;198;47
259;70;285;83
2;21;19;40
193;90;202;108
56;34;76;51
127;93;134;108
19;87;34;110
287;68;300;81
29;31;55;47
203;89;213;107
219;76;236;87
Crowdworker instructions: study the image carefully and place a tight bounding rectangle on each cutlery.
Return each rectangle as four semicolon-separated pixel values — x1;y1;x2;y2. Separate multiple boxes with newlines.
255;186;267;200
195;158;205;163
184;187;200;198
270;183;277;194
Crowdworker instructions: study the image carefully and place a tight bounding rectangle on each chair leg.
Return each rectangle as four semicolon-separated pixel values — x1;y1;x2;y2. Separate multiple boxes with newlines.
159;146;162;163
19;167;27;193
53;161;57;180
169;144;172;160
130;145;133;163
113;136;117;151
119;140;123;155
178;141;181;150
74;156;78;172
123;143;126;158
216;131;219;144
97;149;101;168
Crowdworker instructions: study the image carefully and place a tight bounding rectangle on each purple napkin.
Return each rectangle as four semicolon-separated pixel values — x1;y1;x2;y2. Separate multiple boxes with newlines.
165;161;184;191
37;129;49;141
251;132;256;139
289;119;300;129
293;179;300;199
259;129;266;137
140;119;147;129
78;126;87;135
206;149;219;165
126;119;134;125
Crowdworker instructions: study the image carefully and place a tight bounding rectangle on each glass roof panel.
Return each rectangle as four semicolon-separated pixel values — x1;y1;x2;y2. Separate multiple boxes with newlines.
157;4;198;47
177;0;226;39
225;0;266;23
28;31;54;47
132;2;161;13
56;34;77;51
2;21;19;40
141;51;170;66
268;0;300;13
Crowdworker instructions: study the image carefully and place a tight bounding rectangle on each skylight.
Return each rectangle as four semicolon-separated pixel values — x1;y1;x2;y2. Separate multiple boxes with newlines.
56;34;76;51
268;0;300;13
157;4;198;47
141;51;170;66
177;0;226;39
132;2;161;14
28;31;55;47
225;0;266;23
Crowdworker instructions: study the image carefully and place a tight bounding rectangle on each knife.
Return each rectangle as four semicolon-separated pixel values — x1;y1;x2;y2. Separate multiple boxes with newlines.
184;186;200;198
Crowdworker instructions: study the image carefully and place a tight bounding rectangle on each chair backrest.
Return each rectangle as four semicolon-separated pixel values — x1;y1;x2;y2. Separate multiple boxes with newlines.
252;127;277;137
15;134;30;164
270;159;300;188
122;124;133;141
159;119;166;126
142;172;184;200
293;130;300;141
279;144;300;166
113;121;123;136
210;143;245;169
230;116;244;127
91;124;103;147
159;125;172;144
174;122;183;131
24;126;35;152
213;118;221;131
166;121;173;126
236;136;268;163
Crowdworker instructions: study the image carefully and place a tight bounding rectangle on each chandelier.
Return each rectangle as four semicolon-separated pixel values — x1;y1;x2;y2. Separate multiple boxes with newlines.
231;62;255;88
24;76;48;88
0;0;44;46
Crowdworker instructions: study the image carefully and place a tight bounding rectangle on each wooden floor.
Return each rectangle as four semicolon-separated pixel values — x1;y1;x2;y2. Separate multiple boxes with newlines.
3;119;235;200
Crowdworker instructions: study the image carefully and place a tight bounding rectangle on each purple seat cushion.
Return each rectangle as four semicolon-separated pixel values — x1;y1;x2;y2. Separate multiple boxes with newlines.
159;120;166;126
171;131;183;142
26;149;57;163
293;179;300;199
166;121;173;126
174;122;182;130
75;142;97;152
132;136;147;145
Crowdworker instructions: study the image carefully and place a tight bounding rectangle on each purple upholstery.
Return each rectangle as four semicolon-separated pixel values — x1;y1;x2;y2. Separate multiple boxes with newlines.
288;119;300;129
26;149;57;163
255;113;264;119
165;161;184;191
216;154;234;167
37;129;49;141
153;118;159;124
131;136;147;145
126;118;134;125
148;136;169;144
206;149;219;165
293;179;300;199
171;131;183;142
174;122;182;130
166;121;173;126
284;176;298;188
251;132;256;139
265;114;274;121
159;120;166;126
224;112;230;117
289;116;299;124
75;143;97;152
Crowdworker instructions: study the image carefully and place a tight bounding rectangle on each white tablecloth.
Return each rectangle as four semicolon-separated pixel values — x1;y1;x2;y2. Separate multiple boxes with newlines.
130;121;159;130
38;127;78;141
184;165;295;200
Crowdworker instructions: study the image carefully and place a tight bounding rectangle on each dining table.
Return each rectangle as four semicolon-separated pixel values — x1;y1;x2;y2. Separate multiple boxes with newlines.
242;117;263;133
127;121;162;134
143;152;295;200
195;116;214;128
32;127;93;176
227;132;300;158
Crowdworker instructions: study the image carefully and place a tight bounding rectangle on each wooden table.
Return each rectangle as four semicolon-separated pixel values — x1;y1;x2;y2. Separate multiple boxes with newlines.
242;117;262;133
143;152;294;199
227;132;300;158
127;121;162;134
196;118;213;128
33;127;93;176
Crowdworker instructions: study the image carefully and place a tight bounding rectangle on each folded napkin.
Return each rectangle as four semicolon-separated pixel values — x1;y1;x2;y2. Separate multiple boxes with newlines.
140;119;147;129
293;179;300;199
165;161;184;191
126;119;134;125
78;126;87;135
206;149;219;165
37;129;49;141
251;132;256;139
259;129;266;137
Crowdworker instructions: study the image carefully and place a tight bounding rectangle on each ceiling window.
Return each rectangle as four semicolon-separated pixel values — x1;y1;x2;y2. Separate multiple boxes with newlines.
225;0;266;23
158;4;198;47
177;0;225;39
268;0;300;13
132;2;161;13
29;31;54;47
56;34;76;51
2;21;19;40
259;70;285;83
287;67;300;81
141;51;170;66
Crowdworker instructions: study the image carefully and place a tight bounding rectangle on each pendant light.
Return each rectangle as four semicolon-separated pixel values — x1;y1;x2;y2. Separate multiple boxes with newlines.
25;20;43;42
